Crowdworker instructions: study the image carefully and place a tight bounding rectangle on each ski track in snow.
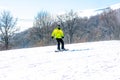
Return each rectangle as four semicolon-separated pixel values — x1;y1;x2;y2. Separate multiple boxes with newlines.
0;40;120;80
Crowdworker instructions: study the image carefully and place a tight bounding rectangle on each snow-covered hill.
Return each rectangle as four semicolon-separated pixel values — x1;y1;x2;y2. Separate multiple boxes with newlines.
110;3;120;10
0;40;120;80
77;3;120;17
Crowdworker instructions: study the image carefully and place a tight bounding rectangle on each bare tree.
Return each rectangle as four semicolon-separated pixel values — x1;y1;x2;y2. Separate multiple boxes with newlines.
57;10;78;43
99;9;120;40
33;11;54;46
0;11;17;50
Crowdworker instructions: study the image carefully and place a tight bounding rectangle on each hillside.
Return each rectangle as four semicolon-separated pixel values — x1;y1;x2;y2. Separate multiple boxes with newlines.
0;40;120;80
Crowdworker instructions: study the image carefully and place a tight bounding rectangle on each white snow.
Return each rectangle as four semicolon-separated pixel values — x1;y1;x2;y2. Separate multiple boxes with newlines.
110;3;120;10
0;40;120;80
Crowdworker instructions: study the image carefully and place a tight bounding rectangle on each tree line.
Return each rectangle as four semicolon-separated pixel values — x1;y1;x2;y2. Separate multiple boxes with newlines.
0;8;120;50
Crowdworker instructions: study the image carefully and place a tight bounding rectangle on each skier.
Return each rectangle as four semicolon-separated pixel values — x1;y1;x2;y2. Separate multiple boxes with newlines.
51;25;66;51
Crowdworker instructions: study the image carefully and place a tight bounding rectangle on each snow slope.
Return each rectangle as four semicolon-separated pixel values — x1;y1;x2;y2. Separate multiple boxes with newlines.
0;40;120;80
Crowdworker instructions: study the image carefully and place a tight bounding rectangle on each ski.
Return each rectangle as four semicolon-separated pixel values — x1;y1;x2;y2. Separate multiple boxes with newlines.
54;48;91;52
55;49;69;52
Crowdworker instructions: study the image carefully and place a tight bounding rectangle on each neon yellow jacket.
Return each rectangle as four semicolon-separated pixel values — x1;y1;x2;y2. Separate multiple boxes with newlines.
51;27;64;39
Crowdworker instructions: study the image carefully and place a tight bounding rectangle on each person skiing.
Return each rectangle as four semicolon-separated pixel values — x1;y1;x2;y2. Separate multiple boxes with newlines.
51;25;66;51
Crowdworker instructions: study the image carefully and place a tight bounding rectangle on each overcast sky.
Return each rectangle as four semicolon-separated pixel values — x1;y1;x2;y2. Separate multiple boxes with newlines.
0;0;120;31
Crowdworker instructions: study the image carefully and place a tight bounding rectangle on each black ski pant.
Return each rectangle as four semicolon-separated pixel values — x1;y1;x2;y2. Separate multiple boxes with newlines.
56;38;64;50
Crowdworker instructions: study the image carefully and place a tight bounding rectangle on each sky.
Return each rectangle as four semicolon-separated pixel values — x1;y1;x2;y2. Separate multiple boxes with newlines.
0;40;120;80
0;0;120;31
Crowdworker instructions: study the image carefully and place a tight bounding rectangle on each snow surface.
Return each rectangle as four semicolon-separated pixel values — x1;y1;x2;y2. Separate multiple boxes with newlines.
0;40;120;80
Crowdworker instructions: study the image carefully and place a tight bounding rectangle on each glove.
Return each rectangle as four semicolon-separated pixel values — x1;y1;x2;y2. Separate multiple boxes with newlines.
51;36;54;39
